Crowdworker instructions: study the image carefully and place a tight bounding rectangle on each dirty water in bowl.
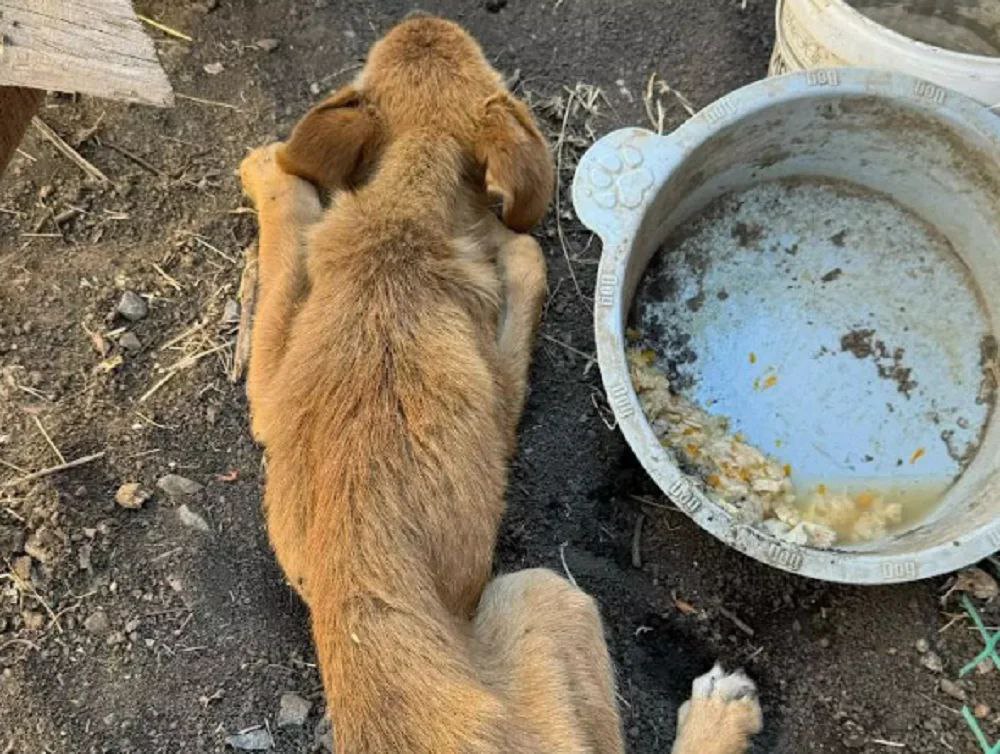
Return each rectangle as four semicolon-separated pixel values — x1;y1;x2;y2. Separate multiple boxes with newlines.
849;0;1000;56
629;177;996;547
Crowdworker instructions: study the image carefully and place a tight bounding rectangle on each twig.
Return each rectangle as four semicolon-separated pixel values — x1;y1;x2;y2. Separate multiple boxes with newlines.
2;452;105;488
140;343;229;403
558;542;578;587
0;638;40;653
0;458;29;475
138;372;177;404
870;740;905;749
554;87;584;299
319;62;365;87
630;493;681;512
159;320;208;352
151;262;183;292
175;93;242;112
718;606;756;637
32;118;110;184
74;112;106;147
101;140;166;177
32;416;65;465
540;333;596;365
190;235;237;264
631;513;645;569
136;13;193;42
53;207;83;225
230;244;259;382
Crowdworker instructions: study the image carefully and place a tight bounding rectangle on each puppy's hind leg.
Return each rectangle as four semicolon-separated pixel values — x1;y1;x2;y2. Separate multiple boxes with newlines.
672;664;763;754
473;569;625;754
239;143;322;440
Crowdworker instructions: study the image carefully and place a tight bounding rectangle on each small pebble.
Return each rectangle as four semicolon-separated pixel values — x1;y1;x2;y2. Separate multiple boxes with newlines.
115;482;151;509
203;62;224;75
915;638;929;654
277;692;312;727
84;610;111;635
222;299;240;325
225;729;273;751
178;504;210;533
920;651;944;673
119;331;142;352
116;291;148;321
314;713;334;752
0;525;24;559
940;678;966;702
974;703;991;719
24;529;55;563
156;474;203;498
309;82;321;95
12;555;32;581
255;38;280;52
21;610;45;631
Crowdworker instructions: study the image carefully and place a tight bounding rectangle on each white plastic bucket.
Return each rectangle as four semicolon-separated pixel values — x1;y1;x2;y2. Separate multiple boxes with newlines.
772;0;1000;108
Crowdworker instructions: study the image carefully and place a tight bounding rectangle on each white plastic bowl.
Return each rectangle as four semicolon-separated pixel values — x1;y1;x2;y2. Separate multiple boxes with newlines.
572;68;1000;584
771;0;1000;107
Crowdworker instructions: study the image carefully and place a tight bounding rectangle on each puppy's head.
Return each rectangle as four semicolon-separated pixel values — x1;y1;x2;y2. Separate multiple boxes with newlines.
277;16;553;231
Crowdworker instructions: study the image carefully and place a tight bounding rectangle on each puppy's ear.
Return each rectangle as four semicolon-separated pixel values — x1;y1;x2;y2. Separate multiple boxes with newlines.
475;93;554;232
277;86;382;190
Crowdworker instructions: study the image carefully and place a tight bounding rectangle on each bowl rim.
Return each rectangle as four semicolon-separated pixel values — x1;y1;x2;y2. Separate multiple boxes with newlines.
576;67;1000;584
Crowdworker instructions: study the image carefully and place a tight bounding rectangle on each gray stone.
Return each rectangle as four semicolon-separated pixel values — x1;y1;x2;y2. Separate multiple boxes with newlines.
116;291;148;321
314;713;335;752
255;38;280;52
225;728;273;750
156;474;203;498
178;504;210;533
84;610;110;635
940;678;966;702
277;692;311;727
221;299;240;325
119;331;142;351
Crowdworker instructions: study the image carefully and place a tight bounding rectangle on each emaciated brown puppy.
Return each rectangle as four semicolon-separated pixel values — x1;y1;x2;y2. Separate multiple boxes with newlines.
239;15;762;754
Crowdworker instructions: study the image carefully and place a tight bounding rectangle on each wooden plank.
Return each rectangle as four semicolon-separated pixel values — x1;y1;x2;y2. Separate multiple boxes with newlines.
0;0;173;107
0;85;42;175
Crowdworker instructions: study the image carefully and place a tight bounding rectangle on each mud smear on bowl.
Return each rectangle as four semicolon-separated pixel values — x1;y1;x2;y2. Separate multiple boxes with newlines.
628;177;995;547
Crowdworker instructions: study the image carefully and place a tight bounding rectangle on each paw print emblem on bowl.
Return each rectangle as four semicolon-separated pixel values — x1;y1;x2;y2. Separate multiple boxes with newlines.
583;144;655;210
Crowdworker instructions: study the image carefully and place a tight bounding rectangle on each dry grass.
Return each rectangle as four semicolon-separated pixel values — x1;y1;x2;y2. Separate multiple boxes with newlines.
523;81;610;301
643;73;696;135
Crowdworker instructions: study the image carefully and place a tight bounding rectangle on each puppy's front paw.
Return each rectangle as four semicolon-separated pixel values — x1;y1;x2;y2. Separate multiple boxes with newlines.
498;235;547;302
239;143;284;206
240;142;319;215
672;664;762;754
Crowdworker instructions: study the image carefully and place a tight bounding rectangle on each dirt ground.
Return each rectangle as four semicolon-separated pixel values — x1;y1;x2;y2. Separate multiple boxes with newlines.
1;1;999;752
